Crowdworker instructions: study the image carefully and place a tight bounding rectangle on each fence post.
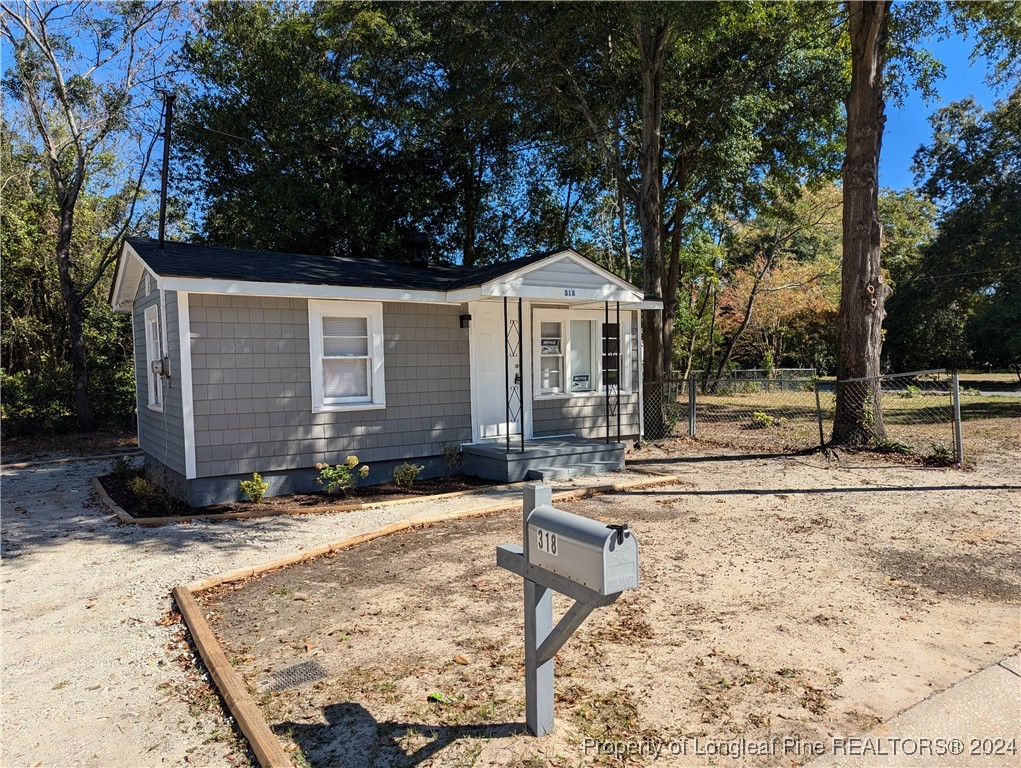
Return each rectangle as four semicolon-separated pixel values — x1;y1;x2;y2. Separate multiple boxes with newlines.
814;381;825;449
687;374;697;438
951;370;964;465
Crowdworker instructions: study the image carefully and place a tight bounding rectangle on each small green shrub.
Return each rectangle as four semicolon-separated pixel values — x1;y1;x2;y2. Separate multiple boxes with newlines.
239;472;269;503
900;384;921;398
127;474;158;499
393;462;425;488
439;442;463;476
925;441;957;466
750;411;774;429
316;455;370;495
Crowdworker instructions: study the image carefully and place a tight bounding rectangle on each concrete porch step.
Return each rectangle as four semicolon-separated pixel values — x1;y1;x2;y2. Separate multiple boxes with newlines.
525;460;625;482
462;438;627;483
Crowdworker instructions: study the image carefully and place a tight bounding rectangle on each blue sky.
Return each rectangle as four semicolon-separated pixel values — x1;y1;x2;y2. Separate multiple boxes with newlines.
881;31;999;190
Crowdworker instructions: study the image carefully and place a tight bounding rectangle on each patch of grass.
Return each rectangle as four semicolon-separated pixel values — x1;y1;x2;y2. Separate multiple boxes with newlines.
873;438;914;455
572;687;640;736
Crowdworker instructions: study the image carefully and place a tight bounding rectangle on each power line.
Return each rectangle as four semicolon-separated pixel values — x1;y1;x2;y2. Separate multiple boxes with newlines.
897;265;1021;285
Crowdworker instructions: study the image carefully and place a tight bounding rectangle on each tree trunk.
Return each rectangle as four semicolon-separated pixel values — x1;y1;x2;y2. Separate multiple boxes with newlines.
635;16;669;433
714;258;770;382
833;0;893;446
616;172;632;284
55;206;98;432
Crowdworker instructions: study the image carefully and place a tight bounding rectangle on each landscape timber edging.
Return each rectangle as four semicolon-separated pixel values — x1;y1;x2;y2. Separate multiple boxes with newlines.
171;473;681;768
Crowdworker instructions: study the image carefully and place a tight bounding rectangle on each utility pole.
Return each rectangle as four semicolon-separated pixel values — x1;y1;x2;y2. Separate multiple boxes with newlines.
158;90;175;249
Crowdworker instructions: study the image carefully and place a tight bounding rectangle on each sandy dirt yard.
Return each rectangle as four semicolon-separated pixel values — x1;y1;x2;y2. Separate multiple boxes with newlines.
198;448;1020;768
0;458;639;767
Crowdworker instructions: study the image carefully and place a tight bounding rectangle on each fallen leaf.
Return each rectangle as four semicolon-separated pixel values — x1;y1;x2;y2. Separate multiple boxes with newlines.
453;655;470;666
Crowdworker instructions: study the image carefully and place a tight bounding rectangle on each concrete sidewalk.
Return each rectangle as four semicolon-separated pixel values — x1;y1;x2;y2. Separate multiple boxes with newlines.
813;654;1021;767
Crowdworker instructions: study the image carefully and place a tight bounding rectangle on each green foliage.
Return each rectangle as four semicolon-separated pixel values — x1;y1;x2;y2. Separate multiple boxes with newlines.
900;385;922;399
438;443;463;477
392;462;425;488
1;115;141;436
316;456;370;495
874;439;914;455
925;441;957;466
239;472;269;504
885;86;1021;371
127;475;156;498
749;412;774;429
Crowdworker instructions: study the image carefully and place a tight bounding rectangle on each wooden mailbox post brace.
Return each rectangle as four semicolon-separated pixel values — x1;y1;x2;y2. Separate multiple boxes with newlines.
497;483;638;737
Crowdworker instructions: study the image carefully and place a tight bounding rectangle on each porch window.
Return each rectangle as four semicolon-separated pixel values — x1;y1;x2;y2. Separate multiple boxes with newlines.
534;309;630;397
309;300;385;411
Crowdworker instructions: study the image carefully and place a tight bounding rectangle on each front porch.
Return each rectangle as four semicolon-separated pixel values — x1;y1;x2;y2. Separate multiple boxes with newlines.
461;437;626;483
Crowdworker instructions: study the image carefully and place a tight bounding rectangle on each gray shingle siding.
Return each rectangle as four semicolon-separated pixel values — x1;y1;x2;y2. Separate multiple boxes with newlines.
133;279;186;475
531;313;641;439
189;296;472;478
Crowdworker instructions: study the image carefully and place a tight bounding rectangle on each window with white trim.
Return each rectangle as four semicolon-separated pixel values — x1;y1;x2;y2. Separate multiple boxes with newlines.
308;300;385;411
144;305;163;410
533;309;631;397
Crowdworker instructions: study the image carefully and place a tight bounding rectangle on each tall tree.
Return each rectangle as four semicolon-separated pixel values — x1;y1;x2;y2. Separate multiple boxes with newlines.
491;2;847;387
831;0;1019;444
832;0;894;446
886;88;1021;371
1;1;180;430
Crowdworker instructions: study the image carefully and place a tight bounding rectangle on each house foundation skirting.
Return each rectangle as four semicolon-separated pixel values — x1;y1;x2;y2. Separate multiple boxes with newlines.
143;452;454;508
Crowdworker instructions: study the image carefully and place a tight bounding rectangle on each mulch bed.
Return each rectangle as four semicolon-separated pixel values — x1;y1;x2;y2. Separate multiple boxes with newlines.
97;471;497;520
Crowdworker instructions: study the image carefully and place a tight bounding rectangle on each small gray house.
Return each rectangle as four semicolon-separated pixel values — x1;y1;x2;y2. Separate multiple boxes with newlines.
111;238;661;505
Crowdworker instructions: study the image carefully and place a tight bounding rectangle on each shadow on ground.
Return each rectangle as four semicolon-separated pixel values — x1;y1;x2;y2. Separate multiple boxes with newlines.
278;702;521;768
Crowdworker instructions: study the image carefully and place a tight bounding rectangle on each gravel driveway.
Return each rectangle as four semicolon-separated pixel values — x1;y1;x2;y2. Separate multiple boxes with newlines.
0;458;615;767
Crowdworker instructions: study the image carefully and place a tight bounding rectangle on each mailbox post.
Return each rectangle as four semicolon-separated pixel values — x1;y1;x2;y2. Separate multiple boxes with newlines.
497;483;639;736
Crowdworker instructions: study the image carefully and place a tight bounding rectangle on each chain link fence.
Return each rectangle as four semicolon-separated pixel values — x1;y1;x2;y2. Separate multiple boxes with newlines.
643;370;964;461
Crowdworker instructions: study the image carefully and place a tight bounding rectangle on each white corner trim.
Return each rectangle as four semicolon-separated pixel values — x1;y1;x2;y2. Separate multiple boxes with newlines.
637;309;645;441
177;292;196;479
467;301;480;443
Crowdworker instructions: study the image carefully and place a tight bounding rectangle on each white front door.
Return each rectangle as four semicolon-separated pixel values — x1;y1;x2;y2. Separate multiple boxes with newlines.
471;301;525;440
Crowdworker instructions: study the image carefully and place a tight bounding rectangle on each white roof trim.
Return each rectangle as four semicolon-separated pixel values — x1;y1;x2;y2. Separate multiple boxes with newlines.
158;276;450;304
447;284;643;303
484;249;640;294
114;245;661;311
111;241;139;313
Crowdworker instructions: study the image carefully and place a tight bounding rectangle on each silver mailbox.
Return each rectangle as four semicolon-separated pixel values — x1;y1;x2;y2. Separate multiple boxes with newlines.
526;505;639;595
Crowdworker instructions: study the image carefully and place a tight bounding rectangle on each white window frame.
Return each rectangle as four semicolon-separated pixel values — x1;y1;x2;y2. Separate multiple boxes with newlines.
308;299;386;412
532;309;632;399
144;304;163;411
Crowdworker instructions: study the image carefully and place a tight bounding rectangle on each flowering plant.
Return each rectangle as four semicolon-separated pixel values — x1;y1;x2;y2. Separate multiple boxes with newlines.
316;455;370;495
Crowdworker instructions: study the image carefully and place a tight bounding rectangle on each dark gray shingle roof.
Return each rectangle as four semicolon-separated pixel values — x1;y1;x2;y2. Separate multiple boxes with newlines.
125;237;570;292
